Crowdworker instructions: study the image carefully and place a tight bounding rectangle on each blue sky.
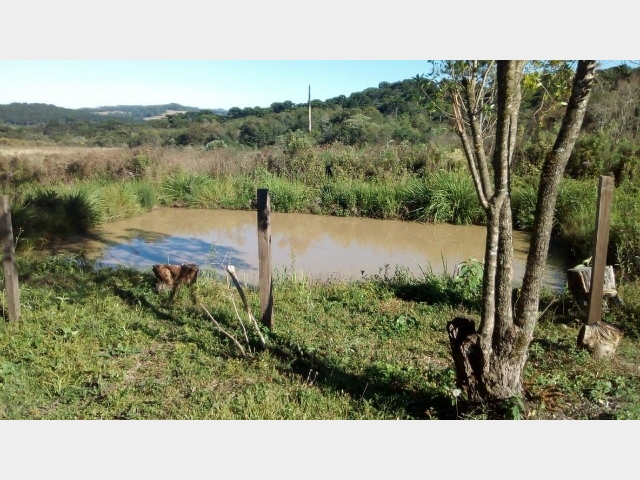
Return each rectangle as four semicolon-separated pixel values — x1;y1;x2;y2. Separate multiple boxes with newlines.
0;60;434;110
1;3;634;112
0;60;630;111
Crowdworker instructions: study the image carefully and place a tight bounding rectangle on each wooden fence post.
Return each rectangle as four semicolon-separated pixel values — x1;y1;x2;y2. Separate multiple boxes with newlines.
586;176;614;326
257;189;273;329
1;195;20;321
575;176;623;359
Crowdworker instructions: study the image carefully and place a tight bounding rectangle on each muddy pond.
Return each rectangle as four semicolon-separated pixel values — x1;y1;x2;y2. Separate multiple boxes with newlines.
46;208;570;292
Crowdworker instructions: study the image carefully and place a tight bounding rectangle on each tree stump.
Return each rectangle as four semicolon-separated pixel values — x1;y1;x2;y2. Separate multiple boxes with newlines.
447;316;483;400
577;321;623;359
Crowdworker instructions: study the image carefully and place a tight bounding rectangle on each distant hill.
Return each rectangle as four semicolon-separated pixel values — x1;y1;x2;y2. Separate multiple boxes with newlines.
0;102;228;125
79;103;213;120
0;103;105;125
0;63;634;127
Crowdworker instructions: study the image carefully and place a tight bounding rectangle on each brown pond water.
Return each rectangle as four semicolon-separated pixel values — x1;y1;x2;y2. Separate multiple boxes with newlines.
47;208;570;291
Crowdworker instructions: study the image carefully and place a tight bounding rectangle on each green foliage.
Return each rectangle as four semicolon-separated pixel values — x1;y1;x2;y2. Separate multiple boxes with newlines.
502;396;526;420
161;173;214;207
611;185;640;279
260;174;311;213
515;129;556;176
65;186;104;233
567;131;615;178
205;139;228;150
511;179;539;231
554;179;598;259
98;182;145;221
453;258;484;303
1;251;639;419
11;185;104;237
133;181;157;210
411;171;483;224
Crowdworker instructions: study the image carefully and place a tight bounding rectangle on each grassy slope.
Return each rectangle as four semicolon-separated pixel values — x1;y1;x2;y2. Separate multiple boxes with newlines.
1;255;639;420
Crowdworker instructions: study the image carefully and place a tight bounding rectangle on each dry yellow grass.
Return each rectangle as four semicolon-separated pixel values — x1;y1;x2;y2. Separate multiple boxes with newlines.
0;144;269;185
0;146;125;157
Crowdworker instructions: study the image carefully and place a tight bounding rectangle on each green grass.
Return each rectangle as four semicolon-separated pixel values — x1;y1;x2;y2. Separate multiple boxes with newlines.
1;254;639;420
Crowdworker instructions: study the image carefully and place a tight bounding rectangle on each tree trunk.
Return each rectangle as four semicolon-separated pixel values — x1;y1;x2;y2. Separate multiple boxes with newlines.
448;61;597;405
449;61;525;402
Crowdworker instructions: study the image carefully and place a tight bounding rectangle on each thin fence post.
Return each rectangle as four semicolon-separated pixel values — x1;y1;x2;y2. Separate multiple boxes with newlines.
0;195;20;321
257;189;273;329
587;176;614;326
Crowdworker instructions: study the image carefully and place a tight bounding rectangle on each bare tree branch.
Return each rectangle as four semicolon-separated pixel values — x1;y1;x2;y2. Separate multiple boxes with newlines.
462;66;494;198
453;92;489;210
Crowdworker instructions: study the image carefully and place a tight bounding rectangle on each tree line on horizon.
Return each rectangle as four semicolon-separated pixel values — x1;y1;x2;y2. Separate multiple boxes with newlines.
0;63;639;183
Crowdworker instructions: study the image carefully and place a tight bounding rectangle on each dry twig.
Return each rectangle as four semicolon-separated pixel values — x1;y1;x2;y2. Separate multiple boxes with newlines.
226;265;267;347
229;294;251;347
200;302;247;359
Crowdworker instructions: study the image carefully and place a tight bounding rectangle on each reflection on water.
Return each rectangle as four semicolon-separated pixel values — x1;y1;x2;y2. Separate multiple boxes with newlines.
47;208;570;291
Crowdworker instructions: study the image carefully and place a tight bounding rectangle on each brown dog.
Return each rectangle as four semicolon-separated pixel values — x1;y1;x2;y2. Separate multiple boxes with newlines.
152;263;200;301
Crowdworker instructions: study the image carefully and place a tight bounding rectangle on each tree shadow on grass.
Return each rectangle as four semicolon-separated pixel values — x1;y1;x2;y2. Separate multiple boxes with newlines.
383;279;482;312
27;257;456;418
266;332;457;419
107;272;263;358
108;279;456;418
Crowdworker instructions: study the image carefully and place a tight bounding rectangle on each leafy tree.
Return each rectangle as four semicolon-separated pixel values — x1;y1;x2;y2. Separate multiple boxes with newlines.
238;117;285;147
429;60;597;406
337;113;373;146
226;107;244;119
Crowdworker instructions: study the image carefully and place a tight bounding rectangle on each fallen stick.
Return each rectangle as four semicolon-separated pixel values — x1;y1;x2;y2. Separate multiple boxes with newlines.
200;302;247;359
226;265;267;347
229;294;251;347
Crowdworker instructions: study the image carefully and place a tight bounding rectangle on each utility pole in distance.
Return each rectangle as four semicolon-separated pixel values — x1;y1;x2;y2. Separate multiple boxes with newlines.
308;85;312;132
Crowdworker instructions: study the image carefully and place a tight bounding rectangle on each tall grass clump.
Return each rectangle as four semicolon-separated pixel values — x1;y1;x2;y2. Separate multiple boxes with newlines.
98;182;146;221
64;186;105;232
9;184;105;238
511;177;539;231
554;178;598;261
398;177;433;222
416;171;483;225
132;180;157;210
320;180;359;216
160;173;214;207
219;176;256;210
259;174;313;213
353;182;399;219
188;176;256;210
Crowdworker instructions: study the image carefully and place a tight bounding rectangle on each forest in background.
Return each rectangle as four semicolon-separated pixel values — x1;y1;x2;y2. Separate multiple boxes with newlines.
1;63;638;185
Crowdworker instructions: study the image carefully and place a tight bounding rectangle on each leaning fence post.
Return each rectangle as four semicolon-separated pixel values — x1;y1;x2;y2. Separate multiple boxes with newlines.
0;195;20;321
257;189;273;329
586;176;614;326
